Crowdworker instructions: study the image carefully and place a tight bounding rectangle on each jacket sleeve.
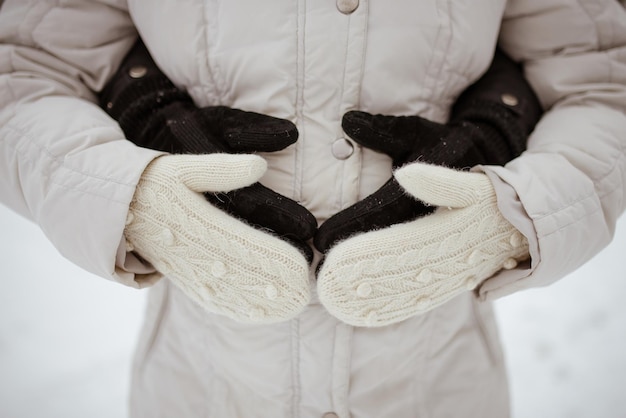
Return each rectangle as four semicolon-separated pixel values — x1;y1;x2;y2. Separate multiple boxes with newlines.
476;0;626;300
0;0;164;287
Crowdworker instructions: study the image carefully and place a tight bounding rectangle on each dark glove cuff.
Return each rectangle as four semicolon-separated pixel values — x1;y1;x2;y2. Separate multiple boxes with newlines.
99;39;196;149
99;38;194;135
450;48;542;139
113;81;192;146
451;99;526;161
103;74;188;121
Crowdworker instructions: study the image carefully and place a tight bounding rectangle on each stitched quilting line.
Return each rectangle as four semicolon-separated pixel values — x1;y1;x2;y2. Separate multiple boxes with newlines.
2;123;136;205
539;1;626;227
292;0;306;204
291;4;305;415
524;128;626;221
576;0;605;50
334;9;352;212
18;0;54;46
4;122;136;188
4;11;138;201
291;316;301;418
199;0;222;105
336;2;370;208
419;0;453;121
539;202;603;239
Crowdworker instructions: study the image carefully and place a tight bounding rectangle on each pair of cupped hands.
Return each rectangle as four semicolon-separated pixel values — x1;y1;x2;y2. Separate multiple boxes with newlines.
121;104;529;328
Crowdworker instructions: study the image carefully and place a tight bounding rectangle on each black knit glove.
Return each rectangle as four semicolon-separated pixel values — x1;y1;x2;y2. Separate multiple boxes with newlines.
314;48;542;253
101;40;317;261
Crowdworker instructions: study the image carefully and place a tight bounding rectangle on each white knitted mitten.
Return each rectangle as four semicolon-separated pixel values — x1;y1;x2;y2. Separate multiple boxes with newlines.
317;163;529;327
125;154;310;324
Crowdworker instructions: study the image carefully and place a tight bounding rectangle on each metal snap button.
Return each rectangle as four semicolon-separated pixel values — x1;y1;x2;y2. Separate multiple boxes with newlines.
332;138;354;160
501;93;519;107
337;0;359;14
128;65;148;79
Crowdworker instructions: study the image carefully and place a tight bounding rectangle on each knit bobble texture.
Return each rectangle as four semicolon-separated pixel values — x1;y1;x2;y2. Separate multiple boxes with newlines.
317;163;529;327
125;154;311;324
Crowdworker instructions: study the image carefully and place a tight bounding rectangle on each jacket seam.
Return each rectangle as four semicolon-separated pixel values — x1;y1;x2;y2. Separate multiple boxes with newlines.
4;123;135;187
18;0;54;46
420;311;438;418
331;323;353;418
46;174;131;205
2;123;136;201
538;201;603;239
292;0;306;203
576;0;601;49
336;10;353;210
353;1;369;201
6;43;137;192
355;0;368;111
438;0;464;111
199;0;222;104
525;131;626;222
2;71;18;122
291;318;301;418
420;0;454;121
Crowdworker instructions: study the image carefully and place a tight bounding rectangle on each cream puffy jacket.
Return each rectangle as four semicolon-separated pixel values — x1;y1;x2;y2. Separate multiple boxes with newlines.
1;1;626;417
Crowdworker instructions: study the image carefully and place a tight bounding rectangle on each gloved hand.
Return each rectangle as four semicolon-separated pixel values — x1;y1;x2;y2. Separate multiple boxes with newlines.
125;153;310;324
317;163;529;327
314;49;541;253
101;39;317;261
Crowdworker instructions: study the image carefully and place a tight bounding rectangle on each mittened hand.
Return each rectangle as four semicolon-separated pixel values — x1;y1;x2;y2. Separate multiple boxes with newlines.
144;104;318;261
314;112;447;253
125;154;311;324
123;101;317;261
317;163;529;327
314;107;525;253
315;49;540;253
101;39;317;260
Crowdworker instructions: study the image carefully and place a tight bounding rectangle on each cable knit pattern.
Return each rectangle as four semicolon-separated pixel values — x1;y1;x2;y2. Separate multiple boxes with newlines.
317;163;529;327
125;154;310;324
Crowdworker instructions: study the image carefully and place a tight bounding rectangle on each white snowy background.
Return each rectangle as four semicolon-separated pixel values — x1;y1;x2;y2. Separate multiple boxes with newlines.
1;203;625;418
